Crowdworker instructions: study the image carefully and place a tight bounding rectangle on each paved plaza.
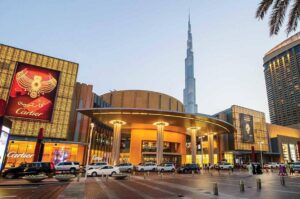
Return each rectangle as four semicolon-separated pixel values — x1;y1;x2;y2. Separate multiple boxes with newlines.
1;170;299;199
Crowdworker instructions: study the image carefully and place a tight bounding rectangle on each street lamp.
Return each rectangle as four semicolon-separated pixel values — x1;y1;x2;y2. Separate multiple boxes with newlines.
258;141;264;167
85;122;95;181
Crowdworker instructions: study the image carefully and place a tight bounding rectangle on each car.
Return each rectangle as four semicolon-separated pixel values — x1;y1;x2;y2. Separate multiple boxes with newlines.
293;161;300;172
85;162;108;170
2;162;55;179
264;162;280;169
157;163;176;172
135;162;157;172
55;161;80;173
87;165;120;177
217;163;234;170
115;163;133;172
177;163;200;174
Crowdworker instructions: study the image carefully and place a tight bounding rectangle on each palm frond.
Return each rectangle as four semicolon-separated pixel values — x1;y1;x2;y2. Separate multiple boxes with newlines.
269;0;290;35
287;0;300;34
256;0;274;19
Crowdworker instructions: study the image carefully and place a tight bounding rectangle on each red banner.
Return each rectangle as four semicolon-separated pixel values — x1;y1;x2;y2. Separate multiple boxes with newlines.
6;63;60;121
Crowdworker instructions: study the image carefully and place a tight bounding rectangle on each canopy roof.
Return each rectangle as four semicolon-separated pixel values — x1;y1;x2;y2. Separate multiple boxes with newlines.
78;108;235;135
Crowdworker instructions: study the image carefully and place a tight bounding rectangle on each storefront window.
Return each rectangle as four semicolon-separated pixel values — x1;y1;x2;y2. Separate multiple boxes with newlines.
5;141;84;168
289;144;296;162
282;143;289;162
142;141;156;152
163;142;179;153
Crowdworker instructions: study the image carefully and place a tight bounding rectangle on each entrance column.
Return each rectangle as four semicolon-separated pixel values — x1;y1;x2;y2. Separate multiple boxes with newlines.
208;133;215;165
188;127;200;164
153;122;169;165
110;120;126;165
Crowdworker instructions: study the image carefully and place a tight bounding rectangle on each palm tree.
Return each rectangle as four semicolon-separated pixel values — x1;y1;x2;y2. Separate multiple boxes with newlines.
255;0;300;36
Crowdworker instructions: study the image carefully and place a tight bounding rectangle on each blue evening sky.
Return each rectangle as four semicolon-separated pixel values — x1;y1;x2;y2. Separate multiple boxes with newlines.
0;0;297;121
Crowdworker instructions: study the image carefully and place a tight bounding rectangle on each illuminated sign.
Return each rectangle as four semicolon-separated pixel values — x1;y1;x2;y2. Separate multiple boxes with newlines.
6;63;60;121
0;126;10;170
240;113;254;143
7;152;34;159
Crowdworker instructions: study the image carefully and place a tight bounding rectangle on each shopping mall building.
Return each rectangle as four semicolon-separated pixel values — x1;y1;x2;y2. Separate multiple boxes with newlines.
0;43;300;170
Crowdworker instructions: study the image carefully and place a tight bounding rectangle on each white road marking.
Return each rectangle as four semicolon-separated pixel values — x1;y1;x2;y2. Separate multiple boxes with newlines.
95;177;120;199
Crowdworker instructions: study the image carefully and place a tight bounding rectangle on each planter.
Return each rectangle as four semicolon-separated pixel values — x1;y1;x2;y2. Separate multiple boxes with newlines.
23;175;48;183
54;174;75;182
111;174;128;180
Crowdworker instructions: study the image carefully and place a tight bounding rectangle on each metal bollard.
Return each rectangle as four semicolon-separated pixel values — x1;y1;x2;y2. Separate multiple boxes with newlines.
144;172;146;180
102;173;104;180
240;180;245;192
106;175;108;182
280;176;285;186
147;171;150;176
213;183;218;195
133;171;135;176
192;170;194;177
160;173;163;180
77;173;80;182
256;178;261;190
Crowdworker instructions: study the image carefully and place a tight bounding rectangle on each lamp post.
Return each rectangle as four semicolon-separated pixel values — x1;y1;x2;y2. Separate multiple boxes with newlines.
258;141;264;167
85;123;95;181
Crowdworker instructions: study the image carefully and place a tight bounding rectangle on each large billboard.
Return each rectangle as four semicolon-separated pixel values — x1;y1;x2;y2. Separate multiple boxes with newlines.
240;113;254;143
6;63;60;121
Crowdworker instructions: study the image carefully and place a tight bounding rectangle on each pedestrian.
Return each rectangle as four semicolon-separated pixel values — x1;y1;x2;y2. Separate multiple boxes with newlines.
290;165;295;175
247;163;253;176
252;163;256;175
279;165;283;176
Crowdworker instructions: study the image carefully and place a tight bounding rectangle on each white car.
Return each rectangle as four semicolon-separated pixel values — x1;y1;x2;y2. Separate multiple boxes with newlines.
264;162;281;169
157;163;175;172
115;163;133;172
218;163;234;169
135;162;157;172
55;162;80;173
86;162;108;170
87;165;120;177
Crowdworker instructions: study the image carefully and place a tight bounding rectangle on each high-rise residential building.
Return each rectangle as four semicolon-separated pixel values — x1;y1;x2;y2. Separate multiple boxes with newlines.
183;16;198;113
263;33;300;129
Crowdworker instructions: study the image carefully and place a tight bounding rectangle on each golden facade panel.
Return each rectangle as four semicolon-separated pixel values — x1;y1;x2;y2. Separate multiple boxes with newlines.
0;44;78;139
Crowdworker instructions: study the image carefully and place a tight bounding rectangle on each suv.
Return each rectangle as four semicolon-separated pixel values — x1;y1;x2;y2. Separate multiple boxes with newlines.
157;163;176;172
55;161;80;173
293;161;300;172
115;163;133;172
178;163;200;174
2;162;55;179
135;162;157;172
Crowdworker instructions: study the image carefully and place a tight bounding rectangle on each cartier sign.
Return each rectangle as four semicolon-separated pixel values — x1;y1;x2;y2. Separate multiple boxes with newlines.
6;62;60;121
7;152;34;159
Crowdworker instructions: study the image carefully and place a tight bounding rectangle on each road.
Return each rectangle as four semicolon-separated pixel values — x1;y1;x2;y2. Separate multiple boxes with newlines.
1;171;300;199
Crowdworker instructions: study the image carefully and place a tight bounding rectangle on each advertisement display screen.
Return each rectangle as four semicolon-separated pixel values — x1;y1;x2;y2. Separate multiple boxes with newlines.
6;63;60;121
0;126;10;171
240;113;254;143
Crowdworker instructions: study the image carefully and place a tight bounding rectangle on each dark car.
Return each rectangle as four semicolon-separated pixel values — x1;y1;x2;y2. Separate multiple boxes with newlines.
177;163;200;174
2;162;55;179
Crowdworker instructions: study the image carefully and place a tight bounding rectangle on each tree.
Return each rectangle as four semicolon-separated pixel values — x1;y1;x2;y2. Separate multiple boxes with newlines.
255;0;300;36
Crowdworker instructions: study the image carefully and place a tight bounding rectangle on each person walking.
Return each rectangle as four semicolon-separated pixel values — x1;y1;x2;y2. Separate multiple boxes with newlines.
247;163;253;176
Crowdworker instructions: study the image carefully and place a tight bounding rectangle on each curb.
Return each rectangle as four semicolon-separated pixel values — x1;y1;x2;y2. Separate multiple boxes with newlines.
0;181;70;187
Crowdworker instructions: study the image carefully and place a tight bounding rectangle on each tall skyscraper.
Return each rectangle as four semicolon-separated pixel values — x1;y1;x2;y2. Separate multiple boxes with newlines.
263;32;300;129
183;15;198;113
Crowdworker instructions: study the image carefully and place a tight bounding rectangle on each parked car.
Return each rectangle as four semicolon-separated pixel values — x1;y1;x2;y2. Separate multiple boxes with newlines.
217;163;234;170
135;162;157;172
55;161;80;173
264;162;280;169
85;162;108;170
157;163;176;172
2;162;55;179
177;163;200;174
115;163;133;172
293;161;300;172
87;165;120;177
